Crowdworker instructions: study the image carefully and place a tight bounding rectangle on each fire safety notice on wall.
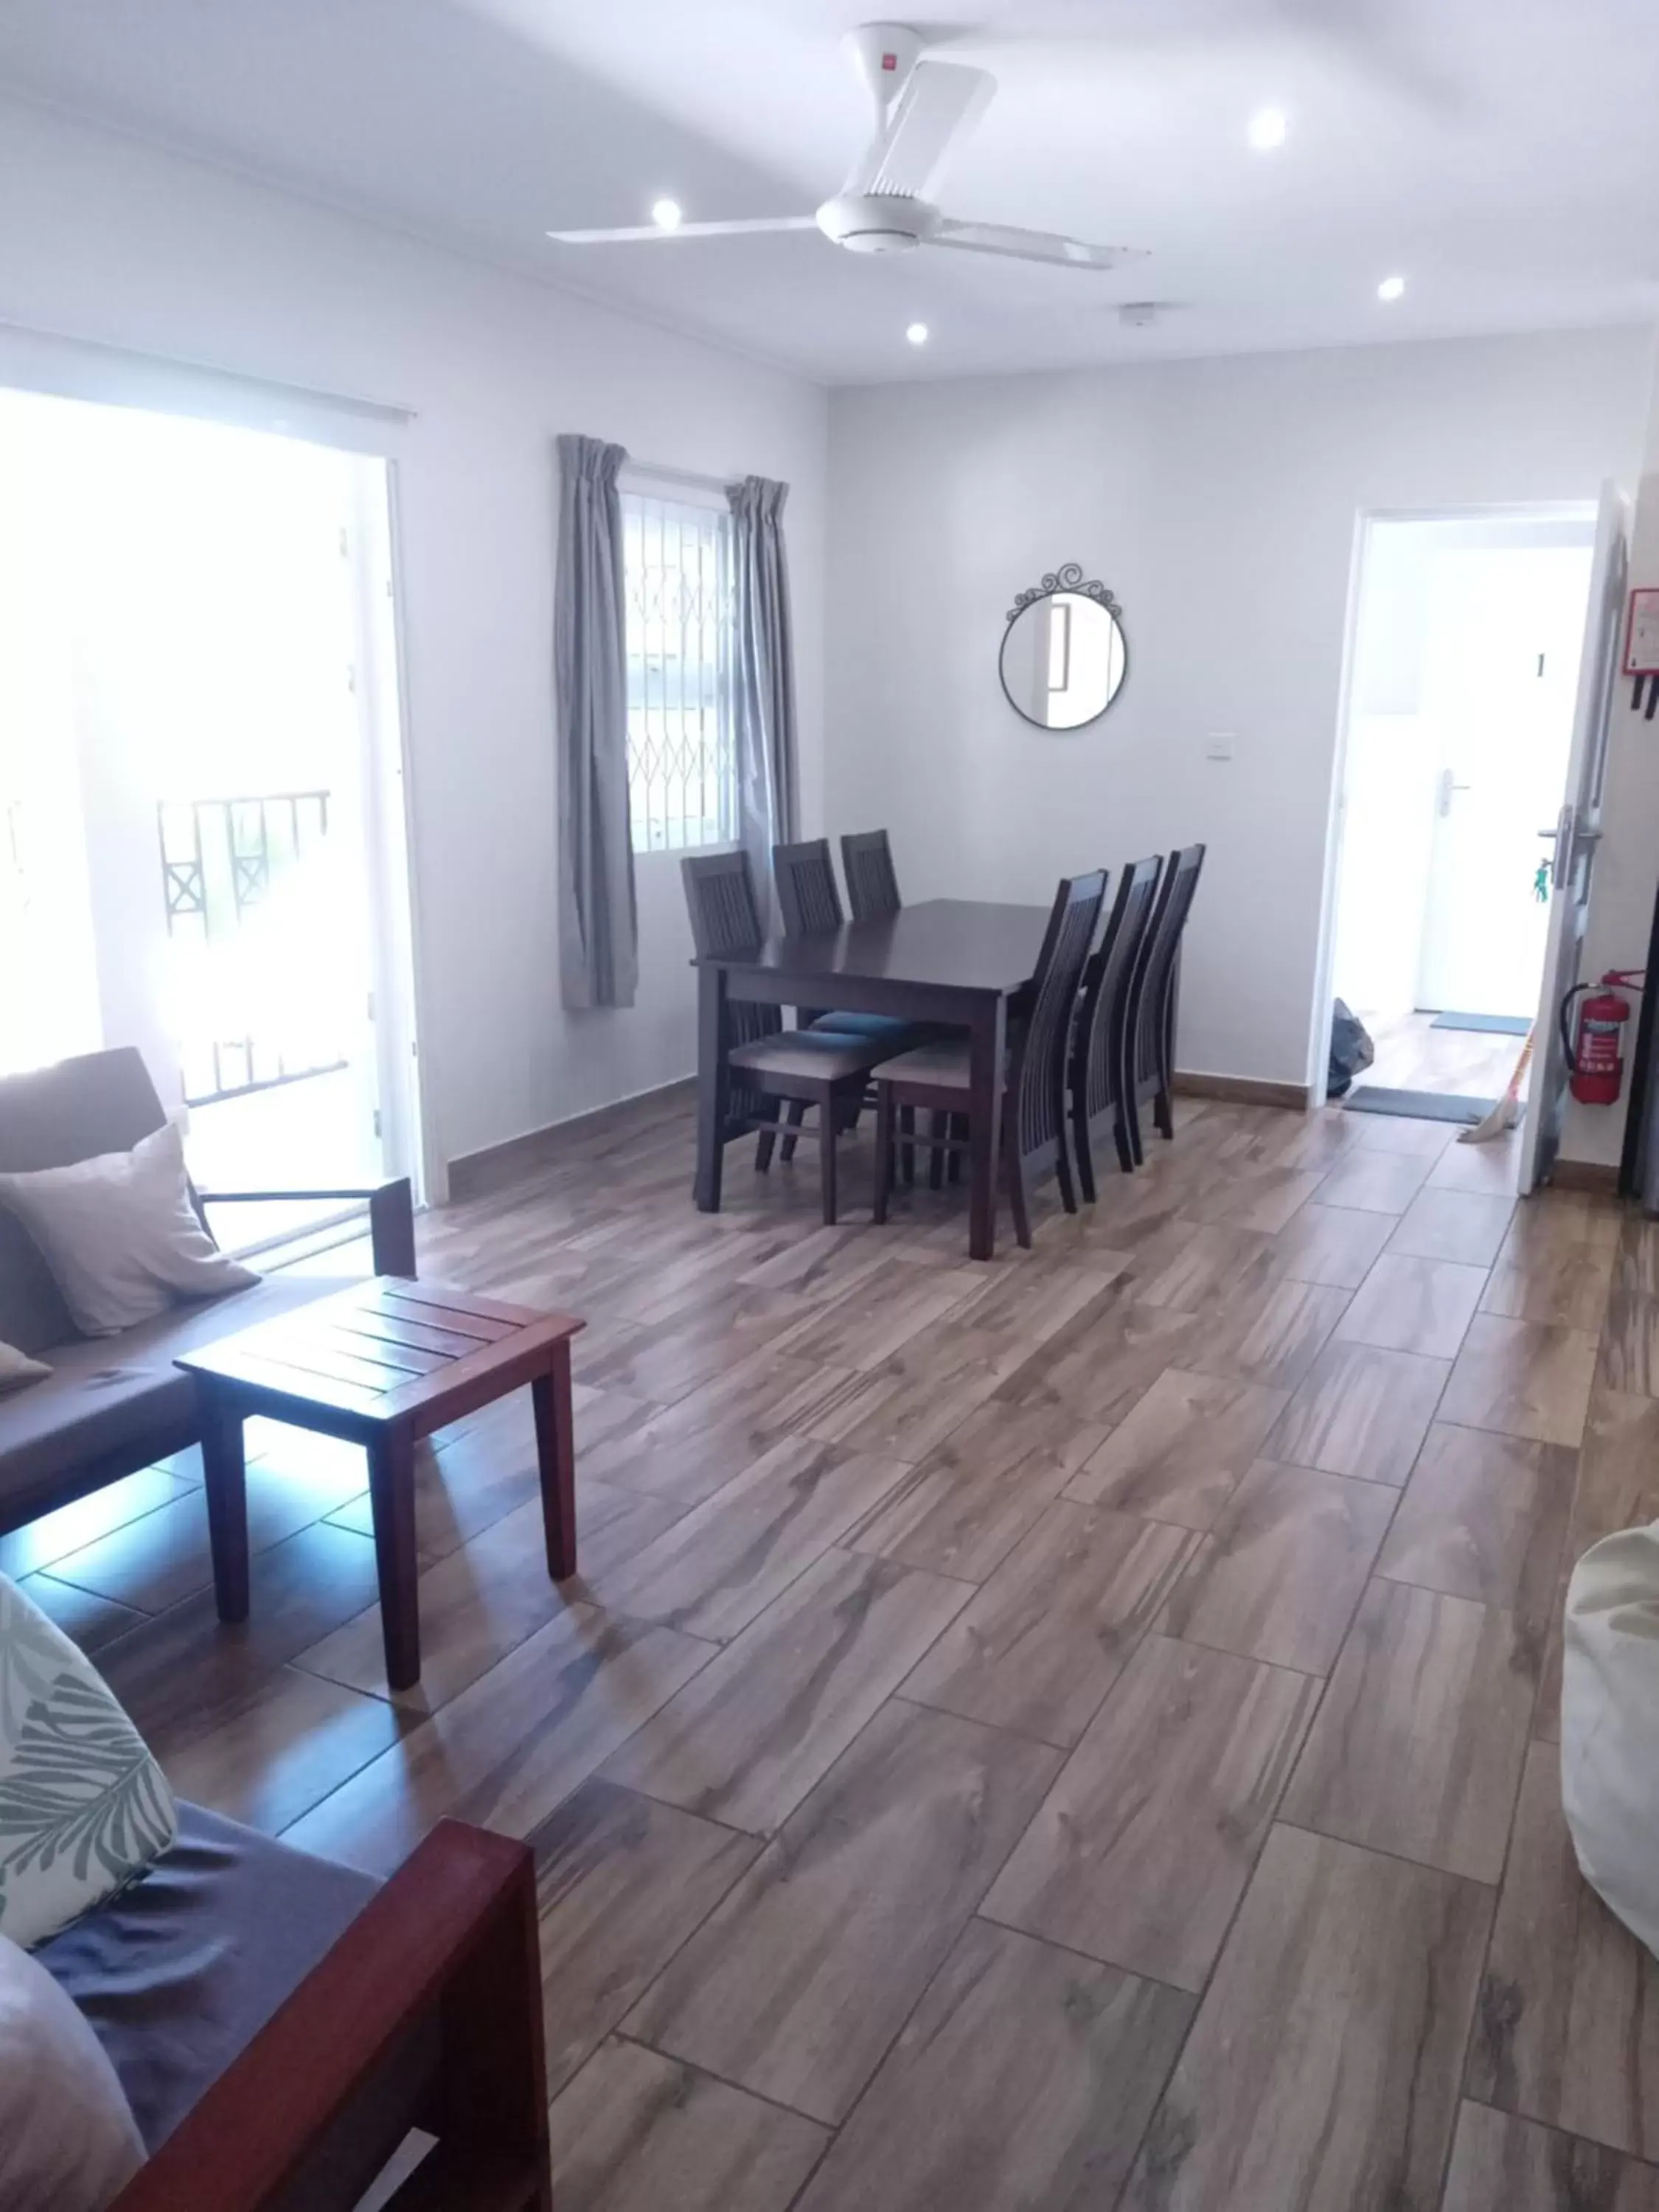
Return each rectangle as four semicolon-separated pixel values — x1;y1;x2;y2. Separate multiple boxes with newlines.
1624;588;1659;719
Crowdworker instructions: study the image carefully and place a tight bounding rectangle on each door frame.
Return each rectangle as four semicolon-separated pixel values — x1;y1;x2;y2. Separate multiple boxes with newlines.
1307;499;1601;1108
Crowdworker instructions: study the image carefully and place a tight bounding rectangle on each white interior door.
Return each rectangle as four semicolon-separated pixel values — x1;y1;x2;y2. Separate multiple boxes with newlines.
1416;544;1593;1015
1520;482;1630;1196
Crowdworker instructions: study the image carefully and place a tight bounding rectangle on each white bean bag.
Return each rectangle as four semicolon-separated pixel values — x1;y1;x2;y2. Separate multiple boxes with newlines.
1561;1522;1659;1958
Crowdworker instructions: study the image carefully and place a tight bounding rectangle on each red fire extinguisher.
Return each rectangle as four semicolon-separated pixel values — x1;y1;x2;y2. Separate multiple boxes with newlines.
1562;970;1646;1105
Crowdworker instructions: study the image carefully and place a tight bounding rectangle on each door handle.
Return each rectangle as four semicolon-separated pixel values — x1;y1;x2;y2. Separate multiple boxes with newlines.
1436;770;1472;816
1544;802;1574;891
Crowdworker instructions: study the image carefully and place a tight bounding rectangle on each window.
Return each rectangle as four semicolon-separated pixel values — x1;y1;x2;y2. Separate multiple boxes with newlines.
622;487;736;852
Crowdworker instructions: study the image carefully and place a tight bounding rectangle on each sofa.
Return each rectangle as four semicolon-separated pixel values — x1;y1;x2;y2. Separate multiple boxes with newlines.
44;1806;552;2211
0;1046;417;1549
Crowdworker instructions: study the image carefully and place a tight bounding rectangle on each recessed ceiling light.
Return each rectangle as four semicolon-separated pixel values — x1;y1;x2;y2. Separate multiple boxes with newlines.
905;321;929;346
1247;106;1288;151
650;198;682;232
1377;273;1407;302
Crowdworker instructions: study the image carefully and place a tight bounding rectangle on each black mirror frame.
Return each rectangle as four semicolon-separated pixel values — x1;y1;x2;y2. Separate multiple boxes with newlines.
999;563;1128;731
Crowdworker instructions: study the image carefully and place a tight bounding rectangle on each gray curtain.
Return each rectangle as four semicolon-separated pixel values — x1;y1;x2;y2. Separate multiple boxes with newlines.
555;434;638;1008
727;475;799;923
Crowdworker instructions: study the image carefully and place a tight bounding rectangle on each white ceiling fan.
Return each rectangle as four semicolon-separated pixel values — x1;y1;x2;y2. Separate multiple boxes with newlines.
547;22;1145;273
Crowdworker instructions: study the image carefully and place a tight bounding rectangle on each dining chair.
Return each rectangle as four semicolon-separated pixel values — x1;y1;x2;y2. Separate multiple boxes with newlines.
1123;842;1206;1165
871;870;1107;1249
840;829;902;922
1067;855;1163;1198
681;850;900;1225
771;835;928;1165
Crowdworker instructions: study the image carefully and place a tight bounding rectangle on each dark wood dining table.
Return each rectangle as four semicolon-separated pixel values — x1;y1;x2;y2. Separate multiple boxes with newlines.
693;897;1052;1261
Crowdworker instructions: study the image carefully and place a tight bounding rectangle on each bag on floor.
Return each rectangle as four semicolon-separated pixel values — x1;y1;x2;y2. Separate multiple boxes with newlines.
1326;1000;1374;1100
1561;1523;1659;1958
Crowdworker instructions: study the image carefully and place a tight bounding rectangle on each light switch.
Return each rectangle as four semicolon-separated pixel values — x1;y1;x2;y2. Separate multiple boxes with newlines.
1205;732;1235;761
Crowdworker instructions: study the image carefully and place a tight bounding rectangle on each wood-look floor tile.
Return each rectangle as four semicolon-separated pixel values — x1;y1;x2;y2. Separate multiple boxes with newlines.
1157;1460;1395;1674
1184;1276;1349;1391
0;1464;194;1580
1469;1739;1659;2160
296;1482;685;1709
1346;1112;1458;1158
1262;1338;1449;1485
600;1547;972;1834
773;1264;978;1371
1334;1253;1487;1359
1124;1222;1276;1312
1441;2101;1659;2212
44;1450;369;1615
1427;1135;1523;1194
1483;1218;1616;1331
983;1634;1318;1992
15;1571;145;1653
282;1606;714;1874
1281;1579;1537;1882
1266;1202;1396;1290
794;1919;1193;2212
530;1779;760;2098
1599;1237;1659;1394
1439;1313;1599;1447
995;1288;1201;1427
825;1265;1112;1466
97;1519;385;1742
1572;1387;1659;1548
585;1434;910;1642
626;1699;1060;2124
1386;1189;1516;1267
576;1352;830;1507
1119;1824;1491;2212
1178;1164;1327;1234
1065;1368;1289;1531
900;1502;1195;1747
161;1663;412;1835
1377;1422;1573;1636
547;2039;828;2212
1314;1147;1437;1214
847;1397;1104;1583
327;1423;554;1565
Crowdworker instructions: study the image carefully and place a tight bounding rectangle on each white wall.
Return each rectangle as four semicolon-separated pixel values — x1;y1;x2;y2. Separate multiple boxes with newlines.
826;331;1652;1093
0;97;828;1172
1566;369;1659;1167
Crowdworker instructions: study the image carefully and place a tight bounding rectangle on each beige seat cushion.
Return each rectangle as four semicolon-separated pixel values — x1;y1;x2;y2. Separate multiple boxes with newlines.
873;1040;973;1090
0;1272;352;1521
729;1030;894;1083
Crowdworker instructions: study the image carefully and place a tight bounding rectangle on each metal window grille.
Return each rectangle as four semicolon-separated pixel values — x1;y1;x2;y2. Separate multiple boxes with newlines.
622;490;736;853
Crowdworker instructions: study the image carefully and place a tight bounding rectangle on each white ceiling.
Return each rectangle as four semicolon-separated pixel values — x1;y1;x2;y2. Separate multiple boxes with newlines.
1;0;1655;383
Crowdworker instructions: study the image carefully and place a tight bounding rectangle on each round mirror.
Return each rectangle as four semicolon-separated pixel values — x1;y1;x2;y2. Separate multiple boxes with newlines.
1000;568;1127;731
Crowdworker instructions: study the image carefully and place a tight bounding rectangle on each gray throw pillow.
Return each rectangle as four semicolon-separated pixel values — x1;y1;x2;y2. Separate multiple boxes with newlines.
0;1119;256;1336
0;1929;145;2210
0;1575;178;1950
0;1340;49;1394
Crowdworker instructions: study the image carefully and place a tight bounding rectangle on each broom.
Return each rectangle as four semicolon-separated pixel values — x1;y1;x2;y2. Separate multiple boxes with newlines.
1458;1022;1534;1143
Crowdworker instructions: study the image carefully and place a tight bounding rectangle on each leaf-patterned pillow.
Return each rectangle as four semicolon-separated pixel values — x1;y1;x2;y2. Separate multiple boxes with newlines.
0;1576;177;1948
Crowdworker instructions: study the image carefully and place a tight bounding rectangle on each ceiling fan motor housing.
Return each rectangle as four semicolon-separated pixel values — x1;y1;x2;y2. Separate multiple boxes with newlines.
816;190;934;253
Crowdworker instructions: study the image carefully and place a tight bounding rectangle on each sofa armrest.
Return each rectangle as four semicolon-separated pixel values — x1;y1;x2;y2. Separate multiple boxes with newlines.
107;1821;550;2212
197;1178;417;1279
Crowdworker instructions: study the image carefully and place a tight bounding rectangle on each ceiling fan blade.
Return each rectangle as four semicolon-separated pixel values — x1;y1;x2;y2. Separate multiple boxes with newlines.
931;219;1146;271
546;218;818;244
845;60;995;200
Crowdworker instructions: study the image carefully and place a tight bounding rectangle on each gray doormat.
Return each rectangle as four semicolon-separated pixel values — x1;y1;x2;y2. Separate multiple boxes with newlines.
1429;1011;1531;1035
1343;1086;1498;1124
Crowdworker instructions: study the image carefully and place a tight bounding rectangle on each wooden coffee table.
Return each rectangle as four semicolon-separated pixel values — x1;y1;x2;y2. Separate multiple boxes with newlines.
176;1277;585;1691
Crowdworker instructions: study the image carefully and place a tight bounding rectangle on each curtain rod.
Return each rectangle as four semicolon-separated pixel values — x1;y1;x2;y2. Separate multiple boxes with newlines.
0;314;417;425
624;457;734;494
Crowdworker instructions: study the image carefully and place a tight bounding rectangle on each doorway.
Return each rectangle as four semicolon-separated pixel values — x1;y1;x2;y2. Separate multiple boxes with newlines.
1326;508;1596;1112
0;387;423;1248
